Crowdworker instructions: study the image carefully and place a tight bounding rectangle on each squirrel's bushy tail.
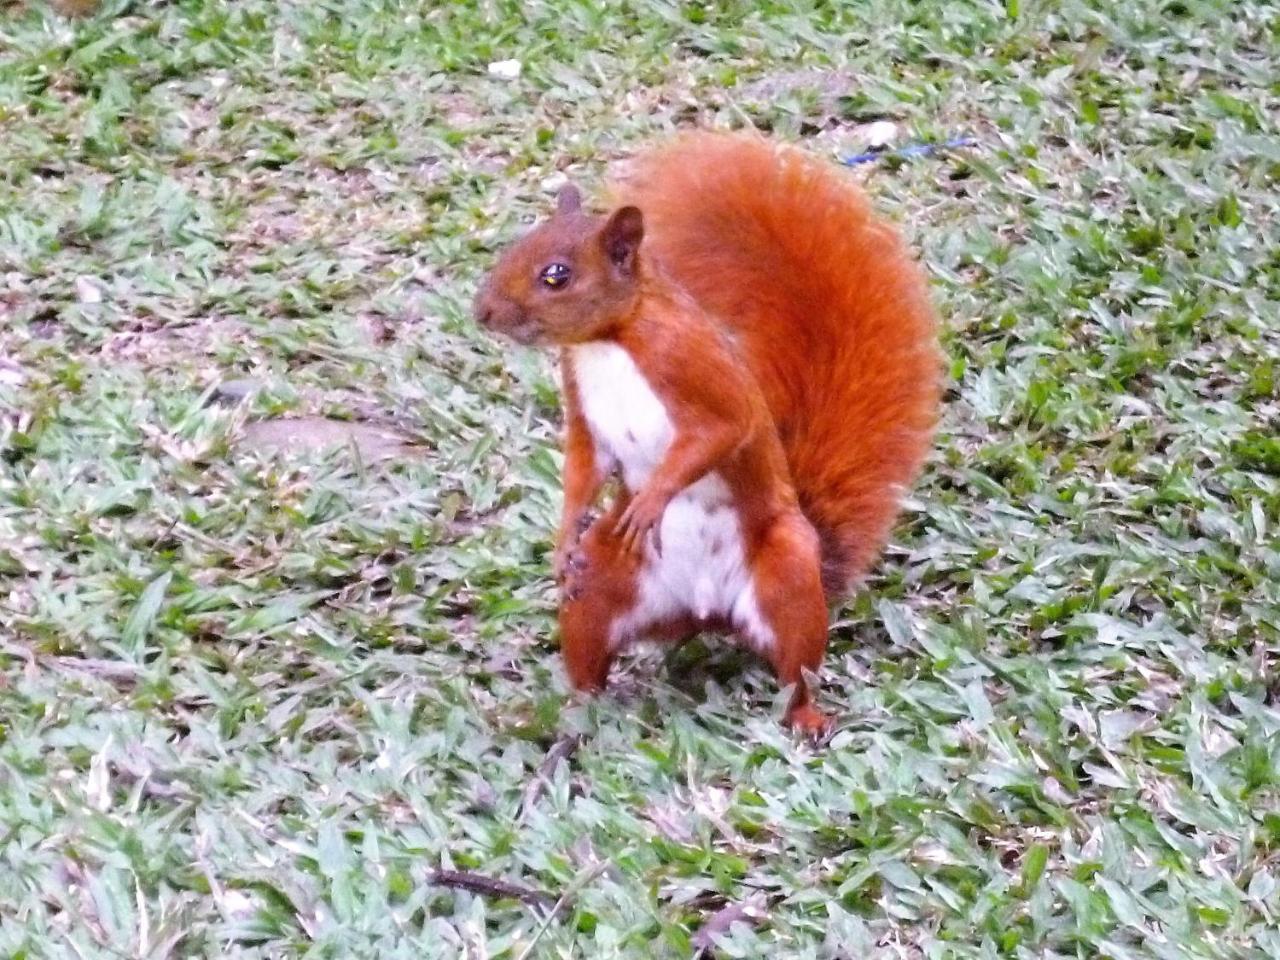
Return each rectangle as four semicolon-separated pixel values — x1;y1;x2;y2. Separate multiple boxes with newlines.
611;131;941;595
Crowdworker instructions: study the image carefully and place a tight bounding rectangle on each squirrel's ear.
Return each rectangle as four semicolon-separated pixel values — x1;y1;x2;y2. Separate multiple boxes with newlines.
600;206;644;275
556;184;582;216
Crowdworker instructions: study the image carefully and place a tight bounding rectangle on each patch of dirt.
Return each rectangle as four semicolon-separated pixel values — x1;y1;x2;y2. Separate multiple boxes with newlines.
240;416;415;460
99;316;249;366
739;67;864;106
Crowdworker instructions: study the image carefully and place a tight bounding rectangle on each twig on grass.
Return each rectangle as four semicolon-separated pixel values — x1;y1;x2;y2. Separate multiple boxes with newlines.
513;859;614;960
0;641;143;687
516;733;582;823
55;656;144;683
426;870;557;912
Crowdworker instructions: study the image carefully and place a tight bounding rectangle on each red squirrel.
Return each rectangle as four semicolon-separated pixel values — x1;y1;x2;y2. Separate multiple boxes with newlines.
473;131;940;734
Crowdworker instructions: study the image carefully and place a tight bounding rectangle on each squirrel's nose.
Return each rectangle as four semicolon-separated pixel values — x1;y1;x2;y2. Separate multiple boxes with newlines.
473;288;529;336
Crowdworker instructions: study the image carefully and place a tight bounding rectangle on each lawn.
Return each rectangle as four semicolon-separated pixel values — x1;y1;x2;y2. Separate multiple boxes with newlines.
1;1;1278;957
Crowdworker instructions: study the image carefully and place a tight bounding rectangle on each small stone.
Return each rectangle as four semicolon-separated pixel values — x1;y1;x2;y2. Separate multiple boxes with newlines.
209;379;263;406
487;59;522;80
221;889;258;921
541;172;569;195
74;277;103;304
862;120;898;148
0;358;25;386
356;312;393;344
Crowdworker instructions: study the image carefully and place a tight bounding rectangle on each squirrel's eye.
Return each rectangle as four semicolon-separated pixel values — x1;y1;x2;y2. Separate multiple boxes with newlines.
539;263;571;288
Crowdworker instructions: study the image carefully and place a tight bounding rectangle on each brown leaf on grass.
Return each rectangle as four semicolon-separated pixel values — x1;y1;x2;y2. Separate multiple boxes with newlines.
690;894;768;954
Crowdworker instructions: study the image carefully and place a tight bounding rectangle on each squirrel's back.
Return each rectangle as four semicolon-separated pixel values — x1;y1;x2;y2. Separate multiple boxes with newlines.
610;131;940;594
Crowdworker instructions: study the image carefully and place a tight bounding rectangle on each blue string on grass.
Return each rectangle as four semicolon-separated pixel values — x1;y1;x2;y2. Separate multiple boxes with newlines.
840;136;978;166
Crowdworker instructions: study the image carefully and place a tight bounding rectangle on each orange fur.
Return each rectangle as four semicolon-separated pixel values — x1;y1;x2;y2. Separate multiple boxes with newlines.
610;132;941;592
474;131;939;733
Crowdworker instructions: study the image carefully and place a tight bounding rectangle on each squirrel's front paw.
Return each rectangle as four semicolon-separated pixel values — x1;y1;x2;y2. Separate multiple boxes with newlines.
554;513;595;584
614;491;666;556
557;547;590;601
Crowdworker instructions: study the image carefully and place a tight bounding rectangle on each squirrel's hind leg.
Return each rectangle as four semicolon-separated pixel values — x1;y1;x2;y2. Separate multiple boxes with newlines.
738;514;832;736
557;511;646;693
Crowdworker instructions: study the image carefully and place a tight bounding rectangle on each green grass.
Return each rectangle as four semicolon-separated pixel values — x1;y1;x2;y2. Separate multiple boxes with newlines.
1;0;1278;957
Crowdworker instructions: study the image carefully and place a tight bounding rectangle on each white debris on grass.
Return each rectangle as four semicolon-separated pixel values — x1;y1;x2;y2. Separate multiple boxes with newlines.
488;59;522;80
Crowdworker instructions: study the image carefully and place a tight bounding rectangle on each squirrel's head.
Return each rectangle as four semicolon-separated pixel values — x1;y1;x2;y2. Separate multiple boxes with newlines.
473;184;644;346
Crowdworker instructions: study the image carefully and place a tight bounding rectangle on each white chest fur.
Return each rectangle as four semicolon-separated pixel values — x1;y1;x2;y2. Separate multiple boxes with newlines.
569;341;673;490
567;342;773;651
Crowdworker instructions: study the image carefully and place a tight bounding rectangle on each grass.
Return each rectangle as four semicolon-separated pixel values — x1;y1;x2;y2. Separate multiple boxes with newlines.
1;0;1278;957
